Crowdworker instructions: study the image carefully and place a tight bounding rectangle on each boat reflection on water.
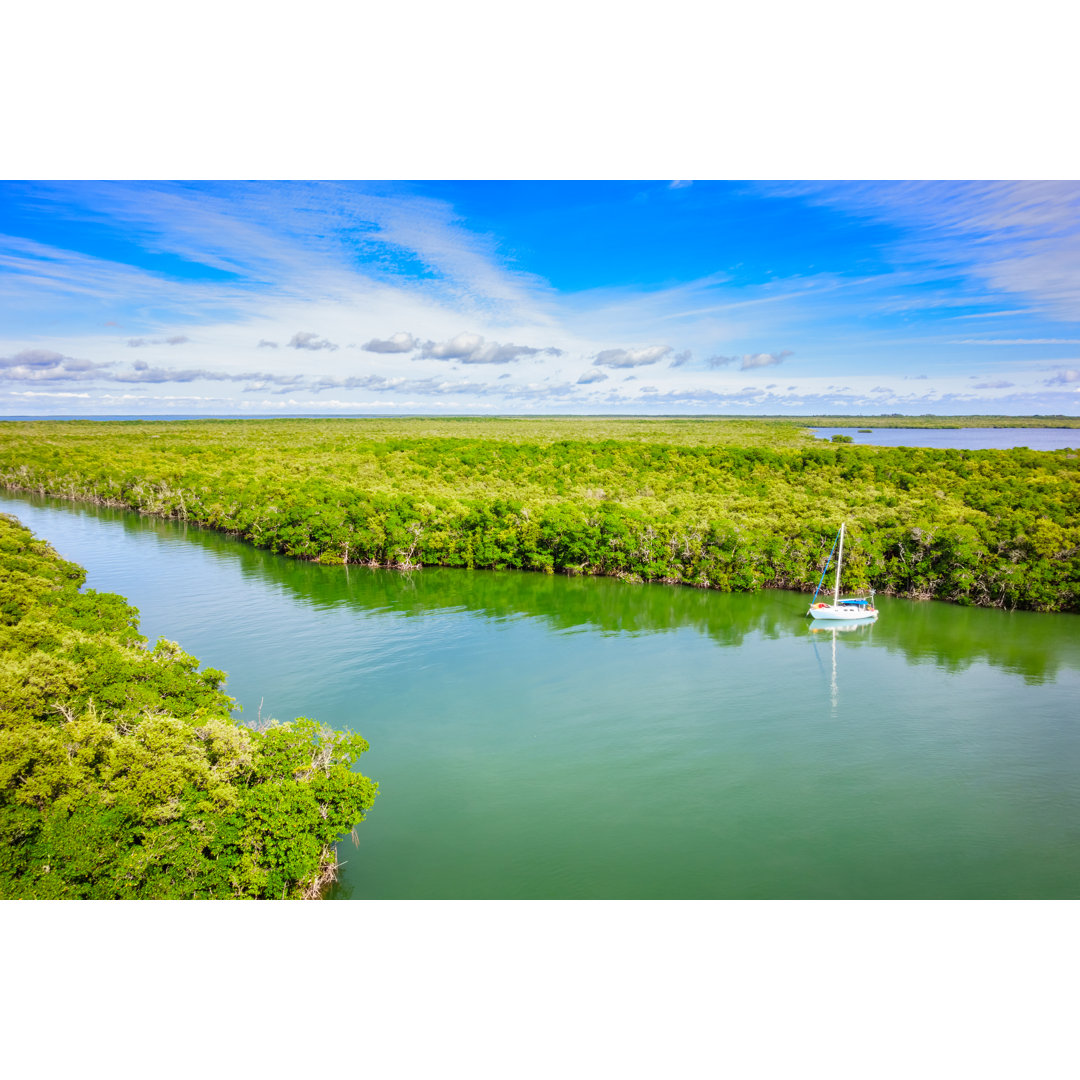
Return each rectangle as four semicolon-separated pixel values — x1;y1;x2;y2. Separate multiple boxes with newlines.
808;617;876;710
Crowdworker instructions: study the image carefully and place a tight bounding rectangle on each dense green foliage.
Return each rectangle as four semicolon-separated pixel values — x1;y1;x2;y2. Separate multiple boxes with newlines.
0;513;377;898
2;417;1078;611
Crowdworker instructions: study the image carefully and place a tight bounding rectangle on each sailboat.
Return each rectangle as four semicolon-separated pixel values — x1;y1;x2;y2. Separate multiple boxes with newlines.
807;522;878;621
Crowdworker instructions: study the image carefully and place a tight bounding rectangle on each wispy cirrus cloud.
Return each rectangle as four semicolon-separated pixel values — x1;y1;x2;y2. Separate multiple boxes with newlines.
772;181;1080;321
952;338;1080;345
127;335;191;347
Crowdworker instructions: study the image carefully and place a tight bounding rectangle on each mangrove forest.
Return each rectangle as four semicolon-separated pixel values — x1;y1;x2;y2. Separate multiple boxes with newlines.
0;511;377;898
1;416;1078;612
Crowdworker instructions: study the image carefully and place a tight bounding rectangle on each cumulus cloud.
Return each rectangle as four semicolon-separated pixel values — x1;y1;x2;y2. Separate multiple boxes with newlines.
420;332;560;365
362;332;417;354
669;349;692;367
4;355;306;388
707;350;792;370
114;362;252;384
669;180;693;190
492;381;577;401
1;349;67;369
127;338;148;347
0;349;113;382
297;373;582;401
307;374;407;393
288;331;338;351
592;345;672;368
973;379;1015;389
257;339;278;348
164;335;190;345
577;370;609;384
1045;369;1080;385
740;350;793;370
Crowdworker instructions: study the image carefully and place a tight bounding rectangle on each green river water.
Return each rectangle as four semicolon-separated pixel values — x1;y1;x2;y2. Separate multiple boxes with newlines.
3;490;1079;899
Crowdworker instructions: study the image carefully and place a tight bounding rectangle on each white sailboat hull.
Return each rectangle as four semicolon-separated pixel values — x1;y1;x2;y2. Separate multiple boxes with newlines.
808;603;877;621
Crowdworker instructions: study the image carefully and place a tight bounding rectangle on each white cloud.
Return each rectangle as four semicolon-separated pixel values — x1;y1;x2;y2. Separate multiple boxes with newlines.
288;331;338;351
128;334;190;347
740;350;792;370
707;350;791;370
592;345;672;368
576;370;608;384
1045;369;1080;385
420;332;559;364
0;348;113;382
362;332;417;353
0;348;68;369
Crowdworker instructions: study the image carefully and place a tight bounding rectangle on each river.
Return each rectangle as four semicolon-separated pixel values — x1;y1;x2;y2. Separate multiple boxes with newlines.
3;489;1079;899
811;427;1080;450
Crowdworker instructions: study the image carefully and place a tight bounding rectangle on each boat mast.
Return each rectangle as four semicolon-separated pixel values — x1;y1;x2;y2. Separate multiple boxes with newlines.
833;522;844;605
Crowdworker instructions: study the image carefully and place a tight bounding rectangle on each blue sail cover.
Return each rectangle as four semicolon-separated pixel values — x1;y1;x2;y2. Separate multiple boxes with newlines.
838;598;871;606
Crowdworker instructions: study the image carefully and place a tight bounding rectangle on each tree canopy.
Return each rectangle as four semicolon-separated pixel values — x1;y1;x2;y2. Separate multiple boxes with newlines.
1;417;1077;611
0;512;377;899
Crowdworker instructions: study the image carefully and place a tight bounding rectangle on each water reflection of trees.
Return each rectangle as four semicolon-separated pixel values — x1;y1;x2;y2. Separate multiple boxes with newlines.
9;492;1079;685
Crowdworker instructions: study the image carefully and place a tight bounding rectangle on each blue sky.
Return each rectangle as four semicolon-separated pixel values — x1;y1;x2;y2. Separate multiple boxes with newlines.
2;179;1079;416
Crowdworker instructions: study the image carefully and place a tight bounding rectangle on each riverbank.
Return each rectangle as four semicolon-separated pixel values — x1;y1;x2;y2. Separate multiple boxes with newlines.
0;511;377;899
2;418;1077;611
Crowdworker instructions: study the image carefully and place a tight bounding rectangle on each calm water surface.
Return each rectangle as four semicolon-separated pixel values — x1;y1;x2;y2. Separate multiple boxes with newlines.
4;490;1079;899
811;427;1079;450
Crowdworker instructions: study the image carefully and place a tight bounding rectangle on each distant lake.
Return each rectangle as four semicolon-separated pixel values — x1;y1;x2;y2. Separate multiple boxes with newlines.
4;489;1079;899
812;427;1079;451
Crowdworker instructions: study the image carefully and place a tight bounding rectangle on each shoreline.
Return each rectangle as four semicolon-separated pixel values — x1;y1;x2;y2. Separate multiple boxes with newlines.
0;480;1062;613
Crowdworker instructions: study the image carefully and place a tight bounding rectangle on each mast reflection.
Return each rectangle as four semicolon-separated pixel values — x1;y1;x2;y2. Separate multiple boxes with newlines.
808;619;875;710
